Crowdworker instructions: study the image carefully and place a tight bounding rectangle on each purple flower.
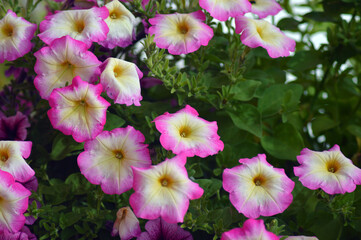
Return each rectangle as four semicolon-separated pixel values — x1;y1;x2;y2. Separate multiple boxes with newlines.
137;218;193;240
0;112;30;141
0;226;37;240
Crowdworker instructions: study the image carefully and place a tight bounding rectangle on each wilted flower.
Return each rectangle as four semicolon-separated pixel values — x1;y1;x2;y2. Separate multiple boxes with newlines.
0;112;30;141
38;7;109;47
153;105;224;158
0;141;34;182
0;10;37;63
149;11;213;55
138;217;193;240
98;0;136;48
47;76;110;142
0;169;31;233
78;126;151;195
34;35;101;100
199;0;251;21
294;145;361;194
223;154;294;219
100;58;143;106
235;16;295;58
111;207;141;240
221;219;279;240
130;155;203;223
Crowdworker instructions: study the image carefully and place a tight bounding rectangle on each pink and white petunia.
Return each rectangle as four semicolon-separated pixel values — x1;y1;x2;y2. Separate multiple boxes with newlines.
149;11;213;55
0;141;34;183
100;58;143;106
34;35;102;100
38;7;109;47
235;16;295;58
77;126;151;195
111;206;141;240
221;218;279;240
129;154;204;223
199;0;251;21
294;145;361;195
47;76;110;143
250;0;282;19
153;105;224;158
98;0;136;48
0;10;37;63
0;169;31;233
223;154;294;219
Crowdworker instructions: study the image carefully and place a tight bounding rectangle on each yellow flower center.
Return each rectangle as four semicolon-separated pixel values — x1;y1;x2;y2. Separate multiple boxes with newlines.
159;175;173;187
74;19;85;33
0;149;9;162
179;126;191;138
326;160;341;173
109;9;122;20
1;23;14;37
253;175;266;186
114;150;124;160
177;21;190;35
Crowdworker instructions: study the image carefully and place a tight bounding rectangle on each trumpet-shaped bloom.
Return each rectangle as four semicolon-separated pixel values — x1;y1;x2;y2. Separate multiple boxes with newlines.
199;0;251;21
0;112;30;141
47;76;110;143
129;155;203;223
34;36;101;100
294;145;361;195
138;218;193;240
153;105;224;158
235;16;295;58
38;7;109;47
149;11;213;55
223;154;294;219
98;0;136;48
221;219;279;240
78;126;151;194
251;0;282;18
0;141;34;182
100;58;143;106
0;169;31;233
0;10;37;63
111;207;141;240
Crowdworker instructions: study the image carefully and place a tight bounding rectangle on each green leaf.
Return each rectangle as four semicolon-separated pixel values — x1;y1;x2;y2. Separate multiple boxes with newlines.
50;134;84;161
103;112;125;131
277;18;300;31
227;104;262;137
261;123;304;160
195;179;222;198
347;125;361;138
230;80;261;101
287;50;321;71
258;84;303;117
60;212;83;229
312;116;338;136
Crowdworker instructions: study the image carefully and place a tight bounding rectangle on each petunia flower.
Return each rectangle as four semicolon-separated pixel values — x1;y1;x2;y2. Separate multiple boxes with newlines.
0;10;37;63
100;58;143;106
223;154;294;219
0;169;31;233
199;0;251;21
111;206;141;240
47;76;110;143
1;226;37;240
235;16;295;58
148;11;213;55
98;0;136;49
34;35;102;100
0;141;34;183
221;218;279;240
250;0;282;19
138;217;193;240
0;112;30;141
294;145;361;195
38;7;109;48
129;155;203;223
153;105;224;158
77;126;151;195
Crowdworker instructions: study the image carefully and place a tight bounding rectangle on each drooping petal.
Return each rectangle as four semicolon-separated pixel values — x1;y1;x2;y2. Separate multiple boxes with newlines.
149;11;213;55
251;0;282;19
294;145;361;195
98;0;136;48
199;0;251;21
34;35;101;100
223;154;294;218
0;10;37;63
111;207;141;240
100;58;143;106
235;16;295;58
78;126;151;194
154;105;224;158
38;7;109;47
129;155;203;223
47;76;110;142
0;141;34;183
